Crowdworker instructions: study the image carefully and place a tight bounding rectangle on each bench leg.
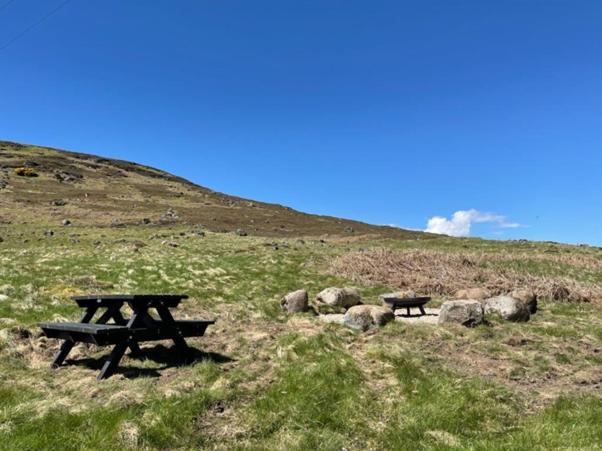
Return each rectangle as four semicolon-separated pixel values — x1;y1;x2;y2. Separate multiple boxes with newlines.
406;307;411;316
156;305;191;359
419;306;426;316
51;340;75;368
97;341;128;380
111;310;142;356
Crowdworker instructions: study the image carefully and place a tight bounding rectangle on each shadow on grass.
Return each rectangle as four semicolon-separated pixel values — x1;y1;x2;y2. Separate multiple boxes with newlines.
66;344;234;379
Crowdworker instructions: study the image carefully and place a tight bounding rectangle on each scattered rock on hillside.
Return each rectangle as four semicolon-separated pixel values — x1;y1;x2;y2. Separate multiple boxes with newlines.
484;296;530;322
55;170;83;183
315;287;362;313
280;289;309;313
160;209;179;223
344;226;354;233
343;305;394;331
110;219;125;228
51;199;67;206
62;219;71;226
0;294;8;302
236;229;248;237
14;167;38;177
161;240;179;248
43;230;54;237
140;217;151;225
0;180;7;189
455;288;491;301
511;289;538;314
438;300;484;327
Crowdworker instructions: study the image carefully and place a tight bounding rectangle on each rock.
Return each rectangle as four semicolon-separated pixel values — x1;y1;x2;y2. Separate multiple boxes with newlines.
43;230;54;237
50;199;67;206
0;180;7;189
161;240;179;248
55;170;83;183
14;167;38;177
344;226;354;233
511;289;537;314
455;288;491;301
0;294;8;302
438;300;484;327
0;236;3;243
315;287;362;313
62;219;71;226
483;295;530;322
141;218;151;225
236;229;248;237
343;305;394;331
318;314;345;325
280;289;309;313
111;219;125;228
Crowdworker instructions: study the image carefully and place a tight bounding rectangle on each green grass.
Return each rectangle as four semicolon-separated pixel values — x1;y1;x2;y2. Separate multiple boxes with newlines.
0;224;601;450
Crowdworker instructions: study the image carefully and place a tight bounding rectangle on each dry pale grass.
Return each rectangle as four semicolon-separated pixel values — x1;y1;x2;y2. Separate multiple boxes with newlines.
330;248;602;304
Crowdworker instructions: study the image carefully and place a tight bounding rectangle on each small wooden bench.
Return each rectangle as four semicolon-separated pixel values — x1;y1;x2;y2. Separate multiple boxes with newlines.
39;294;215;380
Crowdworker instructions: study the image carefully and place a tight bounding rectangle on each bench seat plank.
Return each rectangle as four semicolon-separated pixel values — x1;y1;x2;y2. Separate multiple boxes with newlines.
40;320;215;345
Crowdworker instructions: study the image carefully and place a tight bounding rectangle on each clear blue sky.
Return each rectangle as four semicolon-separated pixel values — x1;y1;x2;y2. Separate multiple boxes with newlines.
1;1;601;245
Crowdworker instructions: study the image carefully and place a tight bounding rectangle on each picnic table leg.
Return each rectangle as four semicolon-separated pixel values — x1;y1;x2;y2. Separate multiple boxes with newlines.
51;306;98;368
112;310;143;356
155;305;191;359
51;340;75;368
406;307;411;316
97;341;128;380
419;305;426;316
97;304;143;356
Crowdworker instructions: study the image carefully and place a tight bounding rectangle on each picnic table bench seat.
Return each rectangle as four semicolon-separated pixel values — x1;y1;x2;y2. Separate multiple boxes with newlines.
40;320;215;346
39;294;215;380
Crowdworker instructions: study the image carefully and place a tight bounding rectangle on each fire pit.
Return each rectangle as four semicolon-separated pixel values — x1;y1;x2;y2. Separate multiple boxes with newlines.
379;294;431;316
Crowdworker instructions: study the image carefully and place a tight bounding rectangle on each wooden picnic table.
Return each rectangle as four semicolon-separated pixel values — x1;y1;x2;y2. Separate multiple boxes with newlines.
39;294;215;380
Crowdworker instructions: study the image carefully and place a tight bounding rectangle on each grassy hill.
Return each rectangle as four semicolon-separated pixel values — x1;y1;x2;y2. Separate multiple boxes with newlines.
0;140;424;240
0;141;601;450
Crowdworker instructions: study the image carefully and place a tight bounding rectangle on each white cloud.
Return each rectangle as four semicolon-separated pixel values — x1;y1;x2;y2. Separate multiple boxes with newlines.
425;209;521;237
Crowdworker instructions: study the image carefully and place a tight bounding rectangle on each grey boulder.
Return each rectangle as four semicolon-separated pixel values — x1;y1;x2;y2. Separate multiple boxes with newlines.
315;287;362;313
483;295;530;322
280;289;309;313
438;300;484;327
511;289;538;314
343;305;394;331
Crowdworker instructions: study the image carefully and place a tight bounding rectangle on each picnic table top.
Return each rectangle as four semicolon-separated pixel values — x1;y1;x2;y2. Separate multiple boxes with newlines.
71;294;189;308
72;294;189;301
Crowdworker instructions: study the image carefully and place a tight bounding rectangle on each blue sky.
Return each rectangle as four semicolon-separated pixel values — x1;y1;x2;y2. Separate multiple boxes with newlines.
1;1;601;245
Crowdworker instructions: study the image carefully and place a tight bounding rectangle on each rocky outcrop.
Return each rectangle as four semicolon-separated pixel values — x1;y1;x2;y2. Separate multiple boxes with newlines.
438;300;484;327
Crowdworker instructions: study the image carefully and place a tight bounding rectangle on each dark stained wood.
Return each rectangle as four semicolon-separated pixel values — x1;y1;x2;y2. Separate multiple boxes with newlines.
380;296;431;316
40;294;214;380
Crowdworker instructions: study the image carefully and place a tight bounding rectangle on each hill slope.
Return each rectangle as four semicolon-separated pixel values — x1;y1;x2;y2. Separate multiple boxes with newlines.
0;140;424;239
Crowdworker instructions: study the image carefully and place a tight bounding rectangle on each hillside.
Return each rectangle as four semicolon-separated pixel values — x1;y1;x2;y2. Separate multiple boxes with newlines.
0;140;601;449
0;140;423;239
